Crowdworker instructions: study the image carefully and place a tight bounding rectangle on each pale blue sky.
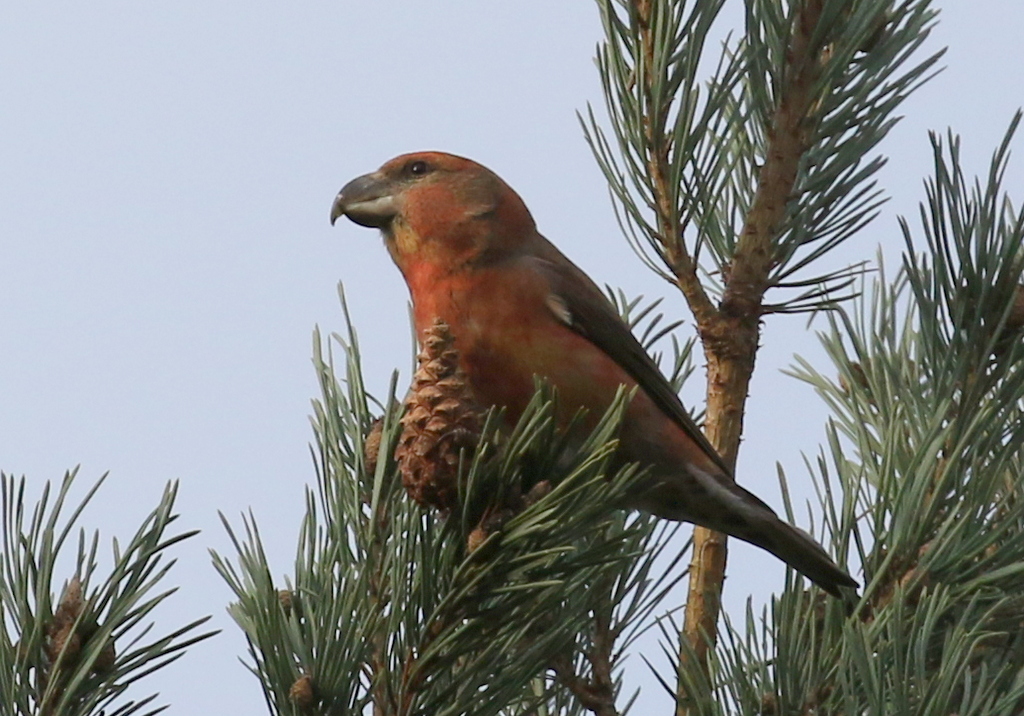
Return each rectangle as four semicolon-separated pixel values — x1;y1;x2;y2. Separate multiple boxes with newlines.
2;2;1023;713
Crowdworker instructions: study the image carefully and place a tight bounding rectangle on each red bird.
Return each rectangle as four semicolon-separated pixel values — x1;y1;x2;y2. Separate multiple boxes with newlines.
331;151;857;596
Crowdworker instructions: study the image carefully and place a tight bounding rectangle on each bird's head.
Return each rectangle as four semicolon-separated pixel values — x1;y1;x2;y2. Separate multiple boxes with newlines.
331;152;536;274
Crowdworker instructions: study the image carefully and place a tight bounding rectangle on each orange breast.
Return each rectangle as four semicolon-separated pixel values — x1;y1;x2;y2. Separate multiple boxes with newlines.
402;258;726;481
405;261;637;429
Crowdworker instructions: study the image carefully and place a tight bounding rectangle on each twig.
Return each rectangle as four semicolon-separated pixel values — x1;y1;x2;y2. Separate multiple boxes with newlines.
669;1;829;711
633;0;719;328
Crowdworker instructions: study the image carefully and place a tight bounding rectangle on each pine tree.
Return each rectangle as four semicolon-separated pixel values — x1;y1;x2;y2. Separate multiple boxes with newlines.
0;471;215;716
580;0;941;709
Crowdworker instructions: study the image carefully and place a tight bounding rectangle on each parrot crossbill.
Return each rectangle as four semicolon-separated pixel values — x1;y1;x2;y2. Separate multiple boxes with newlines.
330;151;857;597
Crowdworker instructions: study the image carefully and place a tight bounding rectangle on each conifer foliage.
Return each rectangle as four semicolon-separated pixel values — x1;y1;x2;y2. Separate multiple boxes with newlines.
214;299;691;715
0;472;214;716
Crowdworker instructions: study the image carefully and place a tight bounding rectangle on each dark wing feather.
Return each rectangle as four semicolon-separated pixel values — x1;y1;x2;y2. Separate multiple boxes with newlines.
526;242;732;477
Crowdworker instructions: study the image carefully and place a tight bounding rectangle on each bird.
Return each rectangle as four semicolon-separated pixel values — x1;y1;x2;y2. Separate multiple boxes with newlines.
330;151;857;596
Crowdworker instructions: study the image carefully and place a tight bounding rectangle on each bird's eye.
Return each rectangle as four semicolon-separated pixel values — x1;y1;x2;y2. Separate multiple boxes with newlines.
407;160;430;176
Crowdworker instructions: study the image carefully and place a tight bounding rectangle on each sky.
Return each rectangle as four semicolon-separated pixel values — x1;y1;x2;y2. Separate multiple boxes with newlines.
2;1;1023;713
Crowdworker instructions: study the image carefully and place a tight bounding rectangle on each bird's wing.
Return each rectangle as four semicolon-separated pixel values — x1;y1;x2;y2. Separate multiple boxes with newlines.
527;245;733;477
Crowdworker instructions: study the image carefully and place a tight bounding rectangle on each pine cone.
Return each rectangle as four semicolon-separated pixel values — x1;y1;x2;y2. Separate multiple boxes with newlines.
364;418;384;476
1008;284;1024;333
289;674;315;709
44;576;116;676
995;284;1024;356
466;480;552;553
46;577;84;666
396;319;484;512
92;639;116;675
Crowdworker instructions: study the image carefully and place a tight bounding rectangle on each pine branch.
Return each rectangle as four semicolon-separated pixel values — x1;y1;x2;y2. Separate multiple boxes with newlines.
680;1;838;693
0;470;215;716
738;115;1024;716
586;1;941;706
216;290;707;716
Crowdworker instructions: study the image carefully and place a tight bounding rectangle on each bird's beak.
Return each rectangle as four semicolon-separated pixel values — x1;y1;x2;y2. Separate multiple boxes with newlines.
330;172;399;228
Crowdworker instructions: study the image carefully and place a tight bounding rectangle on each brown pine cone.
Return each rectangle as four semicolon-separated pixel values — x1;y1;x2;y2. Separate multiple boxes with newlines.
364;418;384;476
395;319;484;512
92;639;116;675
465;480;552;553
46;577;84;666
1008;284;1024;333
995;284;1024;356
289;674;315;709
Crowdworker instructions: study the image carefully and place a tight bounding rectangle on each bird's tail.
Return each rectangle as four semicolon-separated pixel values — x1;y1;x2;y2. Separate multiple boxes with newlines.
736;513;858;598
704;479;857;597
643;467;860;598
636;465;858;597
